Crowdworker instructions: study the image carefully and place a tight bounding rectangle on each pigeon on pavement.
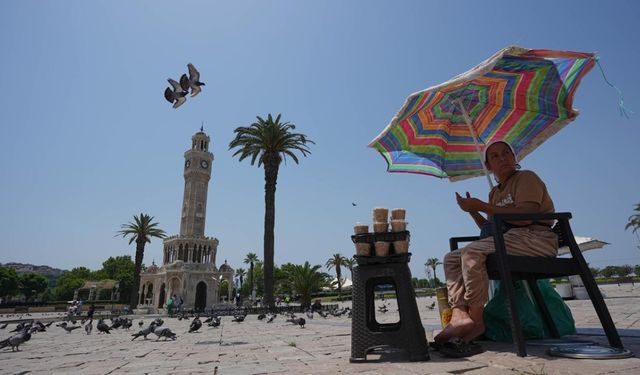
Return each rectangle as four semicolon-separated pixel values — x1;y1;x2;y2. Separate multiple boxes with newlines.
0;329;31;351
232;314;246;323
97;319;111;334
180;63;205;97
208;316;221;327
152;325;177;341
131;322;156;341
189;316;202;333
85;320;93;335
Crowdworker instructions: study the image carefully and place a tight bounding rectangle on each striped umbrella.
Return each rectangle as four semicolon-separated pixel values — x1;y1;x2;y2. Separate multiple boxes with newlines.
369;45;595;186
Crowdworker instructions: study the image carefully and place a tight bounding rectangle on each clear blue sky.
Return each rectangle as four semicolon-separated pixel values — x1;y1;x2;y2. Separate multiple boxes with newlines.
1;0;639;281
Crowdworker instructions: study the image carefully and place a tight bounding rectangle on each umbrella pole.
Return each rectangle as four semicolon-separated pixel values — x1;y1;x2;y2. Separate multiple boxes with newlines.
455;98;494;189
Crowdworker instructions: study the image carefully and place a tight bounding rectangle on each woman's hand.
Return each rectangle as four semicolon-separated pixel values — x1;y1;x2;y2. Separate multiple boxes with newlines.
455;192;488;213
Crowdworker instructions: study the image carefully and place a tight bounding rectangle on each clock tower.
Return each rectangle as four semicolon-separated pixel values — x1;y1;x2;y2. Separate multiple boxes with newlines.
180;128;214;237
136;128;234;313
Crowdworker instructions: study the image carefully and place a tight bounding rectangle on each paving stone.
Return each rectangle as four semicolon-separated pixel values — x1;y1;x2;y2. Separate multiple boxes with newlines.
1;284;639;374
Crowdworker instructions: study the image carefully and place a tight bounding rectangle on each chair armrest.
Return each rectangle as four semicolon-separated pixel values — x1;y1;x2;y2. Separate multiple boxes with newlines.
490;212;572;261
491;212;572;223
449;236;480;251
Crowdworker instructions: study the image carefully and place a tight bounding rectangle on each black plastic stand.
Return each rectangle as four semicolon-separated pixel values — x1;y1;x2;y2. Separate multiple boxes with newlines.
349;249;429;362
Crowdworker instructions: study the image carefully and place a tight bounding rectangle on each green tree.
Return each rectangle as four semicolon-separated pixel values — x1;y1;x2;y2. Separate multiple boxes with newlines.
288;262;328;308
275;263;298;297
116;213;166;310
343;257;355;280
589;266;601;278
52;267;90;301
220;279;229;301
625;203;640;233
18;273;48;301
601;265;618;278
635;265;640;278
243;253;259;297
0;266;19;300
229;113;314;308
425;258;442;286
626;203;640;249
325;253;348;299
235;268;246;289
617;264;633;278
97;256;135;302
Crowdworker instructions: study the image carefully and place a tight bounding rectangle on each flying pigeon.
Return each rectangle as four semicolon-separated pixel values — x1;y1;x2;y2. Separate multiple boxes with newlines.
189;316;202;333
352;202;357;206
0;329;31;351
180;63;205;97
164;78;188;109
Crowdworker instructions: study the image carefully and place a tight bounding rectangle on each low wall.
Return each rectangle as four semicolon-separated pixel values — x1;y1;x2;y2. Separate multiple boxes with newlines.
28;306;56;313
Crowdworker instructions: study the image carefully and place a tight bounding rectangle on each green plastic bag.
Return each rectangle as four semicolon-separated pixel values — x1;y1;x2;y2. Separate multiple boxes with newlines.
483;279;576;342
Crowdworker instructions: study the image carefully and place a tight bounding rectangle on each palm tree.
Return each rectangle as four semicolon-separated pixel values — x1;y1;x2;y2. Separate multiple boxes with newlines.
229;113;314;308
235;267;247;289
288;262;327;308
116;213;166;310
626;203;640;249
425;258;442;287
325;253;348;298
343;257;355;280
244;253;259;297
626;203;640;233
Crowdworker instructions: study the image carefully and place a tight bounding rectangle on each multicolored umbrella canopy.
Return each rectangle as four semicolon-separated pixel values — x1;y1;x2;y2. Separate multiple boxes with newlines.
369;46;596;183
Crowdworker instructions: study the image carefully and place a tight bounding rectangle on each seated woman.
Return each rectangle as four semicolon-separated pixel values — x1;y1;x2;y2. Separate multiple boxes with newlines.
434;140;558;349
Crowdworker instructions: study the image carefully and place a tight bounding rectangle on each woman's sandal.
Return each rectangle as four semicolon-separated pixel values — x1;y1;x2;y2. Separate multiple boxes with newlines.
439;337;484;358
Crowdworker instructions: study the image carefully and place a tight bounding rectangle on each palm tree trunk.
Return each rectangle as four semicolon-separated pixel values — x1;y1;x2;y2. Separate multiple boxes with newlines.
131;239;145;310
431;266;437;287
250;263;254;294
336;266;342;300
263;160;278;309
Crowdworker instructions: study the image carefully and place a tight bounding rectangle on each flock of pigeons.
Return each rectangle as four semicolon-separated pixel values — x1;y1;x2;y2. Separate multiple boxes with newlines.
0;305;355;352
164;63;205;109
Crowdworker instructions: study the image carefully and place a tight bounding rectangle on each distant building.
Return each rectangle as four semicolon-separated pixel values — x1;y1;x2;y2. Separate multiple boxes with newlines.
138;129;234;312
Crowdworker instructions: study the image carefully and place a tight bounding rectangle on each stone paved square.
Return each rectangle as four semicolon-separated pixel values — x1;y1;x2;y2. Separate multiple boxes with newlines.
1;284;639;374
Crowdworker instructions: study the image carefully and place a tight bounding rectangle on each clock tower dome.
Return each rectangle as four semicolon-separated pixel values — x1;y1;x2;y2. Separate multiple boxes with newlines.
180;128;214;237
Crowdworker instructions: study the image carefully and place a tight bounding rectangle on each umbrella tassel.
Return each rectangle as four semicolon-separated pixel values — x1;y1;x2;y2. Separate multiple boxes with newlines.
595;57;633;118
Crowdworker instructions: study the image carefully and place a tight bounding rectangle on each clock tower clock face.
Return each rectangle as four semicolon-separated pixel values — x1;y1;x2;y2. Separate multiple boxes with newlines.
185;160;191;168
200;160;209;169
